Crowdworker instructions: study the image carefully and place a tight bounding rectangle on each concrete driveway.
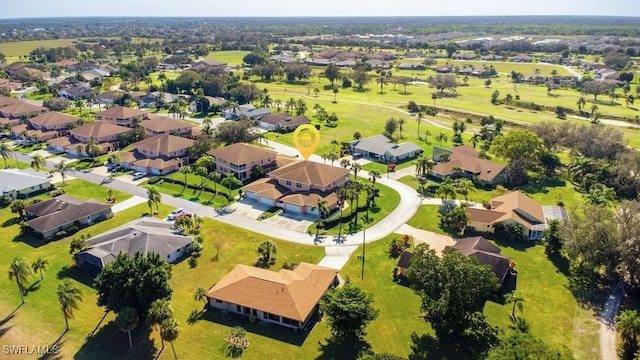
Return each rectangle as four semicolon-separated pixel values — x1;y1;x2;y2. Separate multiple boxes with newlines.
395;224;454;256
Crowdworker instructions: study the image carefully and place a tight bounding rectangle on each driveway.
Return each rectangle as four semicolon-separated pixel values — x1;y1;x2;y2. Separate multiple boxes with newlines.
317;245;359;270
395;224;454;256
111;195;147;213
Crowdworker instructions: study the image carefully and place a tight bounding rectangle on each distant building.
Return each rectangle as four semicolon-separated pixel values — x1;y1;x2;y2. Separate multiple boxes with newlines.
0;168;53;200
350;135;422;163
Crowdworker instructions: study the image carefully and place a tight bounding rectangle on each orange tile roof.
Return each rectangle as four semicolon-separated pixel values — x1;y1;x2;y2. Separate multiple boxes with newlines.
28;112;79;127
242;178;290;199
467;191;545;230
467;208;507;224
133;133;195;155
268;161;349;188
70;122;133;140
0;102;47;115
207;262;337;322
95;106;147;119
209;143;277;165
432;145;505;182
142;115;194;133
0;96;21;107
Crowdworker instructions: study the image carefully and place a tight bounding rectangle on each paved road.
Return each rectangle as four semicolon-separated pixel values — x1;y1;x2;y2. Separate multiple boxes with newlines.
599;284;622;360
13;143;422;248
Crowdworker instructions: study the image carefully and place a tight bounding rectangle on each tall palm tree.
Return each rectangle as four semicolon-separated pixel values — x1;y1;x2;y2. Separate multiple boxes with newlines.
146;186;161;214
332;86;339;103
108;152;121;167
414;155;433;179
424;129;431;144
179;165;191;190
397;118;406;140
85;138;101;160
69;235;88;257
30;154;47;172
31;256;49;280
116;306;139;350
350;180;364;224
351;162;363;179
53;160;72;185
416;112;424;139
469;133;482;149
336;187;348;241
147;299;173;349
368;169;381;185
435;132;448;147
0;143;13;168
208;171;222;197
576;96;586;114
431;92;438;111
57;279;82;331
616;309;640;357
454;178;475;201
505;291;525;320
8;256;31;304
436;178;457;200
376;75;386;94
160;317;180;360
590;104;599;119
193;286;208;305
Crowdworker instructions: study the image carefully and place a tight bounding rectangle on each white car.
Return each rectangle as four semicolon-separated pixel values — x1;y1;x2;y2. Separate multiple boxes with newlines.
132;172;146;180
168;208;185;220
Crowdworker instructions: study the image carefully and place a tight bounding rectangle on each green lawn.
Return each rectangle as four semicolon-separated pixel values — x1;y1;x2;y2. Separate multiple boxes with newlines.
154;180;230;208
0;194;329;359
307;178;401;235
338;237;429;358
205;51;250;66
57;179;131;204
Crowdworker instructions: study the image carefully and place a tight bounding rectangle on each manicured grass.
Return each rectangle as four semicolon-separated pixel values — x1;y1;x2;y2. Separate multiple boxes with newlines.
154;180;230;208
338;237;429;358
163;172;241;198
406;205;447;235
0;193;329;359
205;51;250;66
25;92;53;101
0;38;162;57
258;206;282;220
307;178;401;235
57;178;131;204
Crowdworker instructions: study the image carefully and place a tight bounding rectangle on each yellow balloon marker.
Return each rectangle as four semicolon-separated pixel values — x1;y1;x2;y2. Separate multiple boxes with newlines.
292;124;321;160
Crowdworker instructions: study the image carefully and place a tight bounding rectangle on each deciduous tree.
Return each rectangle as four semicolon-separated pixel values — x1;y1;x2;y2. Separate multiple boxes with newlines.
320;284;379;341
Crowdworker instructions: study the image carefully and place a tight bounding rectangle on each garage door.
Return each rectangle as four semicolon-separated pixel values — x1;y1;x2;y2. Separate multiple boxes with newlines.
245;191;257;200
285;204;302;214
260;197;274;206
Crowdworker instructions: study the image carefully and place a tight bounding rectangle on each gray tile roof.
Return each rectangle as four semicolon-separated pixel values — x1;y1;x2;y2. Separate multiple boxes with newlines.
0;168;51;195
351;134;421;158
77;217;194;268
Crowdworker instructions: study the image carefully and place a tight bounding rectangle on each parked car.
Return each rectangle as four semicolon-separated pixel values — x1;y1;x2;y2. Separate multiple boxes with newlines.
132;172;146;180
168;208;185;220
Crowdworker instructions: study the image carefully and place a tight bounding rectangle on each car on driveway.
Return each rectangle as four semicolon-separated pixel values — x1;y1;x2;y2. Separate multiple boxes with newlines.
132;172;146;180
168;208;185;220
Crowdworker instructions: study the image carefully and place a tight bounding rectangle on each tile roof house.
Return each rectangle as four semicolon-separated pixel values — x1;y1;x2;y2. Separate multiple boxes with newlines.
207;262;338;330
119;134;195;175
28;111;80;135
431;145;506;185
222;104;271;120
58;86;95;100
0;100;48;119
140;115;194;137
466;191;568;240
74;217;194;275
396;250;414;277
444;236;516;290
0;168;53;200
350;134;422;163
94;106;148;128
243;160;349;215
25;195;113;240
56;122;134;156
208;143;278;181
257;113;311;132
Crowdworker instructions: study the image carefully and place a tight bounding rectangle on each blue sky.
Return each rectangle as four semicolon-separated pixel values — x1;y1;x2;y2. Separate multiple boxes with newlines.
2;0;639;19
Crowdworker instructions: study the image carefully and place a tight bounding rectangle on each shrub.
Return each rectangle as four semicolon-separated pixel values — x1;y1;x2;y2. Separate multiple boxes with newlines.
66;225;79;234
314;124;321;130
147;176;161;184
50;189;66;197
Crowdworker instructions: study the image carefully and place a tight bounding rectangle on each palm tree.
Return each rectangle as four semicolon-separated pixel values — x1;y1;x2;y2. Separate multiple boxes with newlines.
436;178;457;200
332;86;339;103
10;199;26;219
431;92;438;111
193;286;208;305
147;299;173;350
336;187;348;241
376;75;387;94
576;96;586;114
69;235;88;257
116;306;139;350
313;88;320;98
368;169;381;185
469;133;482;148
350;180;364;224
8;256;31;304
179;165;191;190
53;160;72;185
414;155;433;179
435;132;448;147
505;291;525;320
351;162;363;179
296;98;307;115
454;178;474;201
57;279;82;331
31;256;49;280
0;143;13;168
108;152;121;167
160;317;180;360
590;104;599;119
30;154;47;172
146;186;161;214
220;173;239;199
616;309;640;357
424;129;431;144
416;112;424;139
85;138;101;160
327;150;339;166
257;240;277;266
397;118;406;140
208;171;222;197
